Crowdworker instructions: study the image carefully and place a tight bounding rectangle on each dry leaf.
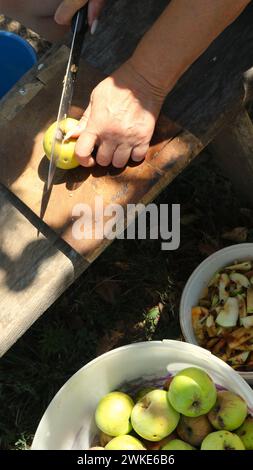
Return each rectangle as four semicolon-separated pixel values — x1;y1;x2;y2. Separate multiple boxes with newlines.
222;227;248;243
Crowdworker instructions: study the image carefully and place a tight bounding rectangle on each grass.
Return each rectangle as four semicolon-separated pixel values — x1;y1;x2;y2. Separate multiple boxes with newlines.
1;151;252;450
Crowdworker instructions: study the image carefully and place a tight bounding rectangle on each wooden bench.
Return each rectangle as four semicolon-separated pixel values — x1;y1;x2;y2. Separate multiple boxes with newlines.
1;0;253;356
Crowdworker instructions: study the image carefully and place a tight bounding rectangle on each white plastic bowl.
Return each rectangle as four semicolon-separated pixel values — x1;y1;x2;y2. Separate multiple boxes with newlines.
180;243;253;384
32;340;253;450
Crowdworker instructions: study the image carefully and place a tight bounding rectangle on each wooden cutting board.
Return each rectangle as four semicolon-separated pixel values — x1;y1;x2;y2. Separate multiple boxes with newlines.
0;45;201;259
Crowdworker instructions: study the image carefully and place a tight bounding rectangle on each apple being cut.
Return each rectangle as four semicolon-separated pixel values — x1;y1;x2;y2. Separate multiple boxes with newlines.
208;391;247;431
177;414;213;447
236;416;253;450
43;118;80;170
201;431;245;450
95;391;134;436
168;367;217;417
131;389;180;441
105;435;146;450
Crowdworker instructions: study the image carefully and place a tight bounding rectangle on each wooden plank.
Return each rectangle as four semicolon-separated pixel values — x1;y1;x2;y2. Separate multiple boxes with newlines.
0;44;66;122
0;183;87;357
210;109;253;207
0;45;184;257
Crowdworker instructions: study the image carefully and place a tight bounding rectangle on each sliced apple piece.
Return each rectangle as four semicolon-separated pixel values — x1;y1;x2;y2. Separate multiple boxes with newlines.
218;273;229;303
216;326;227;336
228;327;247;340
241;315;253;329
206;315;217;337
216;297;239;327
192;307;209;344
211;294;219;308
227;351;250;366
206;337;219;348
234;341;253;351
225;344;232;359
229;273;250;289
237;295;247;325
212;338;226;355
208;272;220;287
247;287;253;314
228;328;253;349
225;261;252;271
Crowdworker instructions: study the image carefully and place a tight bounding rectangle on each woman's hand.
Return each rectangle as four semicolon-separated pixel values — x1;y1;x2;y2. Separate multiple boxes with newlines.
65;62;166;168
55;0;106;29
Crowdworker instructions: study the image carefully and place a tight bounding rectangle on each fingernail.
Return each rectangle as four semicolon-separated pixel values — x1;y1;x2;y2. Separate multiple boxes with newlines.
91;19;99;35
78;157;95;168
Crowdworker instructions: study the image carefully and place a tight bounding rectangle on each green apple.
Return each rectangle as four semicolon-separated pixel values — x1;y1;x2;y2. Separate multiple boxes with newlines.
201;431;245;450
208;391;248;431
162;439;195;450
236;417;253;450
168;367;217;417
131;389;180;442
95;391;134;436
177;415;213;447
105;435;146;450
43;118;80;170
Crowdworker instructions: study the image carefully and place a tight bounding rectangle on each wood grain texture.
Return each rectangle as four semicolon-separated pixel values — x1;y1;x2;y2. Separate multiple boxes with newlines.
0;45;183;257
0;183;87;356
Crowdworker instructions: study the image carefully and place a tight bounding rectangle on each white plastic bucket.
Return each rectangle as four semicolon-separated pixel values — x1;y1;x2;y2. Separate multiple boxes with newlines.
180;243;253;384
32;340;253;450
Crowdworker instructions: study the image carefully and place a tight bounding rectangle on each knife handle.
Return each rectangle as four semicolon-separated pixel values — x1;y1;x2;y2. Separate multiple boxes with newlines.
71;4;89;35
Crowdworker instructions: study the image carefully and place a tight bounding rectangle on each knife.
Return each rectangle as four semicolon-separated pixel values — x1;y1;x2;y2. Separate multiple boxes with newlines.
47;5;89;190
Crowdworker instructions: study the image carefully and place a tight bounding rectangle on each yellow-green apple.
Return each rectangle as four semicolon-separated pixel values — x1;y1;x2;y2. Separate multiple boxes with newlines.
162;439;195;450
105;435;146;450
131;389;180;441
142;432;178;450
236;416;253;450
168;367;217;417
95;391;134;436
208;391;247;431
43;118;80;170
201;430;245;450
177;415;213;447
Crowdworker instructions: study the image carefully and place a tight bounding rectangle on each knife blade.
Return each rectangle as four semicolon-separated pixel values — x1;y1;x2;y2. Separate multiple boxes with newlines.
47;5;89;190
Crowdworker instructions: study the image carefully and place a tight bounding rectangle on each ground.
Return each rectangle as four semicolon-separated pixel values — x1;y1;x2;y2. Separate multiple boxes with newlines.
0;17;253;451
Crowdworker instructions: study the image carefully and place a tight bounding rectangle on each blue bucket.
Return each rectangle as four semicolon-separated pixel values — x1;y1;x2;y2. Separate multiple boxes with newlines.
0;31;37;99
